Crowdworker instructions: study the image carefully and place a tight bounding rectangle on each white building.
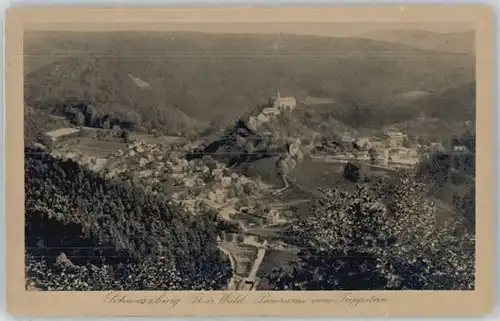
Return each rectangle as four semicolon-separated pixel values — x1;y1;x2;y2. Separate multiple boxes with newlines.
255;87;297;123
261;107;281;116
42;128;81;146
340;135;356;143
389;147;419;164
256;114;269;123
374;148;390;166
269;210;281;225
255;107;280;124
273;91;297;111
384;131;407;147
453;145;470;153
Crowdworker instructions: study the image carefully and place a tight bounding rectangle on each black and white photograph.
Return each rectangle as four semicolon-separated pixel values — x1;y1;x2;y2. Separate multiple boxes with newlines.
23;21;476;292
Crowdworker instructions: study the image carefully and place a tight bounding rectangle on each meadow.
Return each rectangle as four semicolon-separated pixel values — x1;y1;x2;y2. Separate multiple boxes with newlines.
60;137;127;157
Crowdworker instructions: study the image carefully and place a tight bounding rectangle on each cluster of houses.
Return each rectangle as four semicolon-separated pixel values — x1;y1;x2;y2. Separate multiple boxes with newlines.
41;124;286;227
240;90;423;170
344;130;471;169
104;139;285;225
107;140;172;179
331;131;420;168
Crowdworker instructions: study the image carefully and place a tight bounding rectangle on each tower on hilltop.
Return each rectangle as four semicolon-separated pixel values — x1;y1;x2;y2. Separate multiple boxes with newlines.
273;77;297;111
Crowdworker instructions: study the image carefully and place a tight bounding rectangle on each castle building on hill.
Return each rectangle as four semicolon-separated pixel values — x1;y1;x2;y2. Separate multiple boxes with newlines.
261;107;281;116
273;90;297;111
250;82;297;126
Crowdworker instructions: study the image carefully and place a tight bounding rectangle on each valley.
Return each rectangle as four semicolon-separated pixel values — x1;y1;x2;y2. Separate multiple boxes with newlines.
23;28;476;292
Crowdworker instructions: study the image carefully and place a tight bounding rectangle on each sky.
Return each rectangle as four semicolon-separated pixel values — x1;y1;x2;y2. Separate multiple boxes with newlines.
28;22;474;38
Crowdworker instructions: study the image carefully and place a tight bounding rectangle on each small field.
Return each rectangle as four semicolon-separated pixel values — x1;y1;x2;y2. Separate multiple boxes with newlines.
291;158;394;194
291;158;352;192
245;226;285;239
59;137;127;157
256;249;299;290
231;212;265;226
131;134;187;146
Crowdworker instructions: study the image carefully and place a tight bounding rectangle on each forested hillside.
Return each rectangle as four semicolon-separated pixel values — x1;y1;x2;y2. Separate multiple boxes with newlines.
24;105;70;144
390;81;476;122
25;31;475;134
25;148;232;290
416;127;476;228
313;81;475;135
267;173;475;290
357;30;474;54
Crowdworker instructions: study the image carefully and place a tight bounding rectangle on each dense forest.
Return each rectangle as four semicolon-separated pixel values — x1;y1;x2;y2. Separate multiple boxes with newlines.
24;106;70;145
306;81;475;140
267;172;475;290
416;127;476;228
25;31;474;135
25;148;232;290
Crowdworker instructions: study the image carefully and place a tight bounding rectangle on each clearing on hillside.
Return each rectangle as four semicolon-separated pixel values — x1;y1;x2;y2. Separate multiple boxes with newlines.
57;137;128;157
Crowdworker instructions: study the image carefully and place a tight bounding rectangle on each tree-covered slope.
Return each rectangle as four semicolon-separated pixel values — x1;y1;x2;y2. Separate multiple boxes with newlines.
268;173;474;290
25;148;232;290
25;31;475;133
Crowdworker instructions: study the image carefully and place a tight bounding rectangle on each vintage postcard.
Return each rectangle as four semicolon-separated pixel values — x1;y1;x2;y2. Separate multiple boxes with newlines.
5;5;494;318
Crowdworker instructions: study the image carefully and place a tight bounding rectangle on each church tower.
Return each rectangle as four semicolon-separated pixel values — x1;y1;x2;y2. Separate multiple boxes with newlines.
272;76;296;110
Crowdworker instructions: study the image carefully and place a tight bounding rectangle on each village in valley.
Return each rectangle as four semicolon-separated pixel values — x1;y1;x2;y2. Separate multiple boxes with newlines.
31;87;473;290
23;28;476;292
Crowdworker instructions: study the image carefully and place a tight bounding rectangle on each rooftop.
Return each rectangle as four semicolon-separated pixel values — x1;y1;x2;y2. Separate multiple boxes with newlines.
261;107;280;115
340;135;355;142
275;95;296;101
385;131;405;138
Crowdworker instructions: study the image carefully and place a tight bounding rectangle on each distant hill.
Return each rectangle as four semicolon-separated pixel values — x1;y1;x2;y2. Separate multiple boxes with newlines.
378;82;475;161
322;81;475;133
290;105;358;137
24;55;206;136
387;81;475;129
416;81;475;121
383;118;470;142
25;31;475;134
356;30;475;55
